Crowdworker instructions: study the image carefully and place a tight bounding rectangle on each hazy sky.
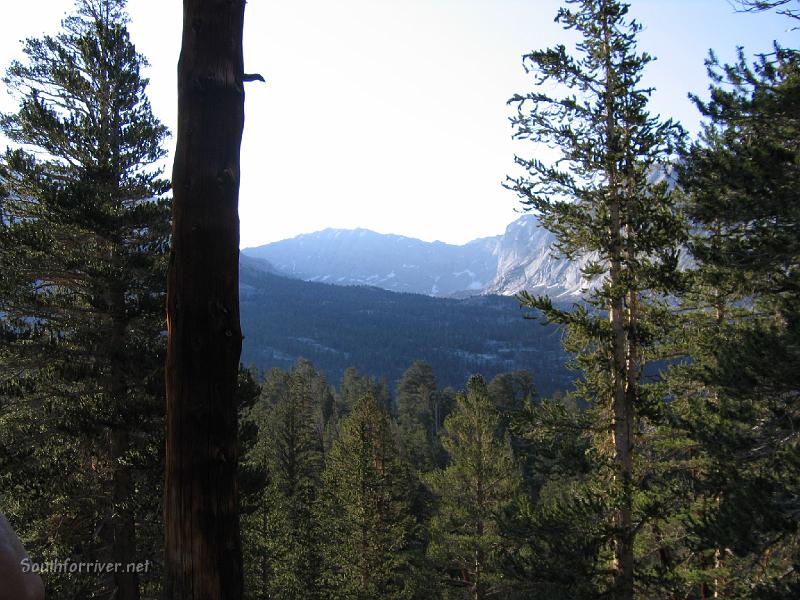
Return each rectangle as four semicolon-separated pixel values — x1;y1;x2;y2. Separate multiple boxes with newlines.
0;1;794;248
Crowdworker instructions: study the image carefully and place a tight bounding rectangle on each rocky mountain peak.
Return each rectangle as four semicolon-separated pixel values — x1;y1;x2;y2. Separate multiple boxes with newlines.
241;215;592;298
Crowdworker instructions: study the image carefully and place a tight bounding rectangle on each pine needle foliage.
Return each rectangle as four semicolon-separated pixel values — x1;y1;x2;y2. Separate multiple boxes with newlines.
424;375;522;600
319;392;421;600
506;1;686;597
0;1;169;597
670;35;800;598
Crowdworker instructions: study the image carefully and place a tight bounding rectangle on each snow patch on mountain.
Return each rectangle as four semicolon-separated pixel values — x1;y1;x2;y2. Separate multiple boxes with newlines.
241;214;638;299
243;227;501;297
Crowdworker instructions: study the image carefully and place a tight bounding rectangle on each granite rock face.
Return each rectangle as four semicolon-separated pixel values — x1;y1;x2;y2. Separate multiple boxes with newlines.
482;215;592;298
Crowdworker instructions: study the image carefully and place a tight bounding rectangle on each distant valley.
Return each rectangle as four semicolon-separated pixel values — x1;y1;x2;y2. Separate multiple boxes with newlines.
237;215;592;395
238;259;573;397
237;211;692;393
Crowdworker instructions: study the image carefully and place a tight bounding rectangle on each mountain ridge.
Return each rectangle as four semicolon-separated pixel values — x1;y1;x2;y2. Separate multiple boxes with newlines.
242;215;590;298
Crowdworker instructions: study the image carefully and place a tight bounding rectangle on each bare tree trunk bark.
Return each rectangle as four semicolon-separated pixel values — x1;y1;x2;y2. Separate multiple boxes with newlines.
164;1;246;598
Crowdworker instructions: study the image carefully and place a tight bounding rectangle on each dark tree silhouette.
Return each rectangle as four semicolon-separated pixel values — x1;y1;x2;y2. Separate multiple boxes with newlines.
164;0;249;597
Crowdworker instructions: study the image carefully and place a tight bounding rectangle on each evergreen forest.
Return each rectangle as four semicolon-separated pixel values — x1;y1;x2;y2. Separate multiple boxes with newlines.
0;0;798;599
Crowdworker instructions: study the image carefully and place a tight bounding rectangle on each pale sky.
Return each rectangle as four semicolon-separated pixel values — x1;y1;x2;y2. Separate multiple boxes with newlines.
0;1;795;248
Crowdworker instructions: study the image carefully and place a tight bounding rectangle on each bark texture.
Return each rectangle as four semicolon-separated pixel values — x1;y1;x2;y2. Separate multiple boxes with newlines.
164;1;247;598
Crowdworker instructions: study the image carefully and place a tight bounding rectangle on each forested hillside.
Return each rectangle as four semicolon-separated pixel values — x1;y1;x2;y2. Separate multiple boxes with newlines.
0;1;797;600
239;263;573;396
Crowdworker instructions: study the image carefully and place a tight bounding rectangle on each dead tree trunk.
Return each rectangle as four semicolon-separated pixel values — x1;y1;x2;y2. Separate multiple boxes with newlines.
164;1;247;598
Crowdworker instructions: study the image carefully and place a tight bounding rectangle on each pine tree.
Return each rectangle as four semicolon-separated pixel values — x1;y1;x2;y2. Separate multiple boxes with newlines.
487;370;535;433
0;1;169;597
236;367;267;600
425;375;521;600
319;392;420;600
396;361;447;471
240;360;327;600
325;367;388;448
506;1;685;597
499;397;608;599
671;37;800;599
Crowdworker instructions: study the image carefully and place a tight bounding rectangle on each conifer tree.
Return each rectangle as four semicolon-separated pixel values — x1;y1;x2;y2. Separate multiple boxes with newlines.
396;361;446;471
325;367;388;448
338;367;377;415
0;1;169;597
506;1;685;597
240;360;326;600
319;392;420;600
672;35;800;598
425;375;521;600
487;370;535;434
500;398;608;599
